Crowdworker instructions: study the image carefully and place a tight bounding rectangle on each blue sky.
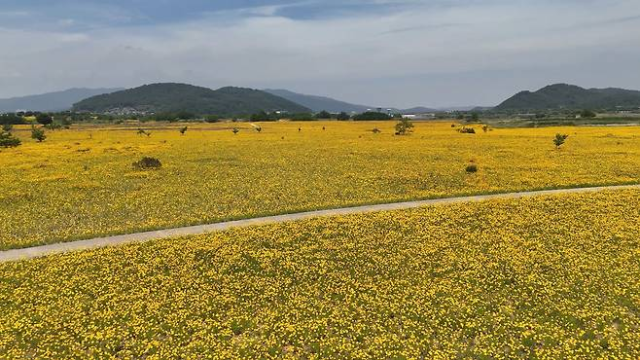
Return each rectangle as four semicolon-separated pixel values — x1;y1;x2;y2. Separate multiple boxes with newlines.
1;0;640;107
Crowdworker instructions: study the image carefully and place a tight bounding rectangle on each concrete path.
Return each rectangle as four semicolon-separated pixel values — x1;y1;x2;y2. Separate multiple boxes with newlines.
1;184;639;263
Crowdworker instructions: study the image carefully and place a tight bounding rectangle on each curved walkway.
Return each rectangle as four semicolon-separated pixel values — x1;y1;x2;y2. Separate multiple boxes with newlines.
1;184;639;263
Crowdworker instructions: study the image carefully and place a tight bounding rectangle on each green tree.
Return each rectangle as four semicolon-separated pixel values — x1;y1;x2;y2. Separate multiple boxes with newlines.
554;133;569;149
31;126;46;142
315;110;332;119
395;118;414;135
0;131;21;148
179;126;188;135
36;113;53;126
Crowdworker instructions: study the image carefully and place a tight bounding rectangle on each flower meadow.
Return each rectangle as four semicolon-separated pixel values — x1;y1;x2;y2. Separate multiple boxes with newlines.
1;121;639;250
1;190;639;358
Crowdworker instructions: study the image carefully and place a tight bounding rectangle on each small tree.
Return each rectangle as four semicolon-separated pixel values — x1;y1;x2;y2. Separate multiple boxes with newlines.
482;125;489;133
0;131;21;148
372;128;381;134
31;126;46;142
395;118;414;135
232;128;240;135
2;123;13;132
554;133;569;149
179;126;188;135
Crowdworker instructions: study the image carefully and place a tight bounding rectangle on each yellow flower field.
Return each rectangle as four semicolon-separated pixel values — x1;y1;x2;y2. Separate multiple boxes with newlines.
1;190;639;358
1;121;639;250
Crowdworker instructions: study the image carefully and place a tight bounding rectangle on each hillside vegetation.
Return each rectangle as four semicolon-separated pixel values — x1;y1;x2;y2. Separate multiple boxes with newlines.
72;83;310;116
496;83;640;111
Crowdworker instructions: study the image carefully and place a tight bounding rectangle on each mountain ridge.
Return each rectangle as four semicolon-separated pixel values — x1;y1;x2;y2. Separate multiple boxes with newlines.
73;83;310;115
496;83;640;111
0;88;123;112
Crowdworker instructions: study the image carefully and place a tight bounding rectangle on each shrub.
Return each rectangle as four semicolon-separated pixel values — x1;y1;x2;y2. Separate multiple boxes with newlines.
0;131;21;148
132;157;162;170
372;128;381;134
46;122;63;130
2;123;13;132
232;128;240;135
179;126;188;135
458;127;476;134
554;134;569;149
31;126;46;142
482;125;489;133
466;164;478;173
395;118;414;135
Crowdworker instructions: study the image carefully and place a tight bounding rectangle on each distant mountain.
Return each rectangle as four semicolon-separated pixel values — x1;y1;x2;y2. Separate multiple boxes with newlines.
496;84;640;111
73;83;310;115
400;106;438;114
264;89;450;114
264;89;370;113
0;88;123;112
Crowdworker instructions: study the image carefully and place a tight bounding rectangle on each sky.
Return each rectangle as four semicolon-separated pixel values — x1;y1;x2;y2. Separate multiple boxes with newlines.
1;0;640;108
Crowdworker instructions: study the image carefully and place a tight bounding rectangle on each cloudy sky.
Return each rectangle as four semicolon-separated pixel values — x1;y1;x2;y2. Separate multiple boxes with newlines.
1;0;640;107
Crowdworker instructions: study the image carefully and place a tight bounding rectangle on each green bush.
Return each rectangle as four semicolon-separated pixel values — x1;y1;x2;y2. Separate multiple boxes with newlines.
395;118;414;135
466;164;478;173
132;157;162;170
31;126;46;142
0;131;21;148
554;134;569;149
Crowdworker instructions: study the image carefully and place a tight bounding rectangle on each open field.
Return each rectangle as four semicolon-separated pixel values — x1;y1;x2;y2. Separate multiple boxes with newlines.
1;121;639;250
1;190;639;358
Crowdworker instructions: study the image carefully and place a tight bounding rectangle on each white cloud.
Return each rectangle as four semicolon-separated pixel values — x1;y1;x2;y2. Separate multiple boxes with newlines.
1;0;640;106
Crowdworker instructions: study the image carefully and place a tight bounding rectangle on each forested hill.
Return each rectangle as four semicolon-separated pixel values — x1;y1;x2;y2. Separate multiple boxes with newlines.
73;83;310;115
496;84;640;111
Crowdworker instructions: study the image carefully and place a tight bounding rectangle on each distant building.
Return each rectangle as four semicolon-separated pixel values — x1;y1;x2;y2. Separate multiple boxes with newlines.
402;113;436;120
